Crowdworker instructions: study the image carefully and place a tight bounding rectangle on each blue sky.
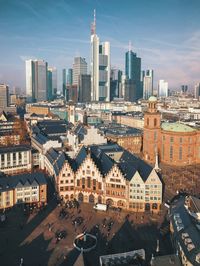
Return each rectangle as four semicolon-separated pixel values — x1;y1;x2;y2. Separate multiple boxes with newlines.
0;0;200;91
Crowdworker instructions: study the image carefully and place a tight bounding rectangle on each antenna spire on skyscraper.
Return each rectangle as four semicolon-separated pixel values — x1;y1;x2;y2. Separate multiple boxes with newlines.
91;9;96;35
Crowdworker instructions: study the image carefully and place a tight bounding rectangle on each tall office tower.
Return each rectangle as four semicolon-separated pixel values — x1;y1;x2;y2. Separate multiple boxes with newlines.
47;67;57;101
26;59;48;102
62;69;67;99
158;80;168;97
181;85;188;95
124;79;136;102
47;70;52;101
67;68;73;86
0;84;9;108
125;43;142;100
142;70;154;100
194;83;200;100
119;74;126;99
110;68;122;100
78;74;91;103
72;57;87;86
91;10;110;102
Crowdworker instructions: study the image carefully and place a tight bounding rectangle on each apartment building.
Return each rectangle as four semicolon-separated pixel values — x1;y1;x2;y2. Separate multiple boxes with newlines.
0;172;47;209
0;145;32;175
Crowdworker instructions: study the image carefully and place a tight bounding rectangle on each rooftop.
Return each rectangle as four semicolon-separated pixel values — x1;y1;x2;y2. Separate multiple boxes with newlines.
151;254;181;266
170;196;200;266
0;172;46;192
161;122;196;133
0;145;31;154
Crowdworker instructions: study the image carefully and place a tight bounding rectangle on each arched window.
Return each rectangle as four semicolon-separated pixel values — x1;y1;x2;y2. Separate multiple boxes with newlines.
154;118;157;126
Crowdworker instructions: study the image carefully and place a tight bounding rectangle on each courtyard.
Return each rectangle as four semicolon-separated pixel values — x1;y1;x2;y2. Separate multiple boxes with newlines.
0;197;172;266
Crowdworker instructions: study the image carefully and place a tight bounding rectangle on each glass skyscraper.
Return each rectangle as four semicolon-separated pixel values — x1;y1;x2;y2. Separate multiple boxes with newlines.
125;49;142;101
26;59;48;102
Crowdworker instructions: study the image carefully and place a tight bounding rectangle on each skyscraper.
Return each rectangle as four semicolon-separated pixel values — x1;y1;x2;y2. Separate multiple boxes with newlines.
47;67;57;100
124;79;136;102
110;68;122;100
47;70;52;101
26;59;48;102
181;85;188;95
67;68;73;86
142;70;153;100
78;74;91;103
0;84;9;108
62;69;67;100
158;80;168;97
72;57;87;86
125;44;142;100
194;83;200;100
91;10;110;102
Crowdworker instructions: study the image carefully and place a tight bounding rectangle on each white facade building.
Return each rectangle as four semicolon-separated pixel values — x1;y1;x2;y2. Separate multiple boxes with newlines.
194;83;200;100
91;11;110;102
0;146;32;174
72;57;87;86
158;79;168;97
142;70;153;100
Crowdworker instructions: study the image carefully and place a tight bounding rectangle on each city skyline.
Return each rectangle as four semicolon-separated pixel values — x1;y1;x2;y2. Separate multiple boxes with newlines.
0;0;200;91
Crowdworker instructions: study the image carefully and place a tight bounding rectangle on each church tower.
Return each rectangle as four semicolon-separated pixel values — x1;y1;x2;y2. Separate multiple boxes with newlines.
143;96;161;163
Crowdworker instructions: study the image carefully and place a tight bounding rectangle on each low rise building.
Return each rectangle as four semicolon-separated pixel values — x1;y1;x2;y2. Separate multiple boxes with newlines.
49;144;162;213
0;145;32;175
0;172;47;209
67;124;107;152
99;124;142;154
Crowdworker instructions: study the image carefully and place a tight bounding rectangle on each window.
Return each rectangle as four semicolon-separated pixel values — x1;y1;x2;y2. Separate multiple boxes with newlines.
179;147;182;160
180;137;182;144
154;131;157;141
87;177;91;188
163;135;165;141
147;118;149;126
154;118;157;127
170;146;173;159
19;152;22;163
77;179;80;186
170;137;174;143
162;144;164;159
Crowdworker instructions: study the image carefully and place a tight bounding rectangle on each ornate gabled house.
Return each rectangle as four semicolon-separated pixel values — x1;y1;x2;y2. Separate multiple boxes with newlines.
52;144;163;213
75;146;104;204
104;163;128;208
56;154;75;201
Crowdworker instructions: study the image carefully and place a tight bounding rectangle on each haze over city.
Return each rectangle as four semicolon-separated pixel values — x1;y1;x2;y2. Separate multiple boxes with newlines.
0;0;200;91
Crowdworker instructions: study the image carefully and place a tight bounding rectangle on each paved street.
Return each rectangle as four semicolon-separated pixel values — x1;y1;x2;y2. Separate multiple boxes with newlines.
0;198;173;266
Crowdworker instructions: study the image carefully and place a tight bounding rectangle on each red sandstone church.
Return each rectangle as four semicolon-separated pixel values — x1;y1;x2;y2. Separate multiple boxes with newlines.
143;96;200;166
